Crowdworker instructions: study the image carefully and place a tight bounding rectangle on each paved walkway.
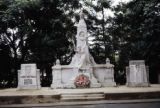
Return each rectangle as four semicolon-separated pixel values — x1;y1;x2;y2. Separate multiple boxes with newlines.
0;99;160;108
34;102;160;108
0;84;160;96
0;85;160;107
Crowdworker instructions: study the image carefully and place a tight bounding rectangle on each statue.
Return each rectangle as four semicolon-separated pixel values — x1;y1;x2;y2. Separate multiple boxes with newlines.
70;12;96;68
51;11;116;89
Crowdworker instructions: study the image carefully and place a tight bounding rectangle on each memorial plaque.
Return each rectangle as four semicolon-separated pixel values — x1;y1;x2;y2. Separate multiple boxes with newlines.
129;60;145;66
18;64;41;89
126;60;149;87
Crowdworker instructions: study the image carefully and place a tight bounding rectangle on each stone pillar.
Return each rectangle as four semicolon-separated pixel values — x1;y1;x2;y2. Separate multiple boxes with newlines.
51;60;64;89
36;69;41;89
102;58;116;87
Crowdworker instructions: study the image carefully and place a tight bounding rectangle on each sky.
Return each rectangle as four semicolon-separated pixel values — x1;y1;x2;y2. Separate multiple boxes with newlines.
88;0;131;44
106;0;131;17
81;0;131;18
112;0;131;6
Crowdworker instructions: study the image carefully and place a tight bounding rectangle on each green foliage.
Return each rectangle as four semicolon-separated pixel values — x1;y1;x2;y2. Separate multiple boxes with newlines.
0;0;80;87
0;0;160;87
83;0;113;64
0;43;13;88
110;0;160;83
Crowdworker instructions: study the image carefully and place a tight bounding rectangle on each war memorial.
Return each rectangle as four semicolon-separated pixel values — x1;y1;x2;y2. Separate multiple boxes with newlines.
0;13;160;107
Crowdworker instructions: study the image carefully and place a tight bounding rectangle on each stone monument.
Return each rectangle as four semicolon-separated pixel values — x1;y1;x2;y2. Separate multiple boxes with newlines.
51;12;116;89
126;60;149;87
18;64;41;89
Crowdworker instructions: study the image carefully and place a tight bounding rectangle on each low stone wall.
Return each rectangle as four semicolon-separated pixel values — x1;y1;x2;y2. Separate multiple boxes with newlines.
0;94;60;105
51;64;116;89
0;90;160;105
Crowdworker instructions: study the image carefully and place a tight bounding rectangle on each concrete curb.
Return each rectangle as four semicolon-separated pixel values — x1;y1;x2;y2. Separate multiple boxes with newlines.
0;99;160;107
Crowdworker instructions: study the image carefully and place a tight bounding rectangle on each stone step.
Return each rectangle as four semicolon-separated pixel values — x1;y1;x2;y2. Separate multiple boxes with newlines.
61;96;104;100
61;92;105;100
62;94;104;97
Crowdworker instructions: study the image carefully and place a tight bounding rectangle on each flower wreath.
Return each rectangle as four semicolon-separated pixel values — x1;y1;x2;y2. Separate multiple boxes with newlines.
74;74;90;88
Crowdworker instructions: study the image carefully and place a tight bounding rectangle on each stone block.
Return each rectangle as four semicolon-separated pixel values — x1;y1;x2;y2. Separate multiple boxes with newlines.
18;64;41;89
126;60;149;87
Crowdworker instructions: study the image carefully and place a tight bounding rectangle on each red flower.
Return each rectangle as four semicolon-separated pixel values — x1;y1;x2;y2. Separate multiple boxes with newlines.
74;74;90;88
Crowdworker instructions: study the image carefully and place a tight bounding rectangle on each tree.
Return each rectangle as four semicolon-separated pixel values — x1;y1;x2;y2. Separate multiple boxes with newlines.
21;0;81;86
0;41;13;88
110;0;160;83
0;0;82;87
82;0;112;64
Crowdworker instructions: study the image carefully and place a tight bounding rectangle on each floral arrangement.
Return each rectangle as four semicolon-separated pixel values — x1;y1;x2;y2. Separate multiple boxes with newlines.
74;74;90;88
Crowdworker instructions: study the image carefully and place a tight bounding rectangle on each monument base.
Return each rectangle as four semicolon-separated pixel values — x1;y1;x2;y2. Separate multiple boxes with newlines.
51;81;76;89
101;82;116;87
18;85;41;90
51;83;64;89
90;83;101;88
51;64;116;89
126;60;150;87
64;83;76;89
17;64;41;90
0;85;160;106
126;82;150;87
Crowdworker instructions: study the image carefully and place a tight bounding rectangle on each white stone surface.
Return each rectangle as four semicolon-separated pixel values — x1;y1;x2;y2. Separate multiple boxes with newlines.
18;64;41;89
126;60;149;87
69;12;96;68
1;85;160;96
51;12;116;89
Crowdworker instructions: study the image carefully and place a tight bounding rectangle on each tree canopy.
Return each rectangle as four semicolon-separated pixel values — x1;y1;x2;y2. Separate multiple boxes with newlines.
0;0;159;87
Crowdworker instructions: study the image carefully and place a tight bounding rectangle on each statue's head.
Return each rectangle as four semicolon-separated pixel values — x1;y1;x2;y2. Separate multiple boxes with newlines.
80;11;84;19
56;59;60;65
76;10;88;40
79;31;85;38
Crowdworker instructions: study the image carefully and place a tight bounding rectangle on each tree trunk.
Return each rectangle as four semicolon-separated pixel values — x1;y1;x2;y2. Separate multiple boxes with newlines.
102;7;107;58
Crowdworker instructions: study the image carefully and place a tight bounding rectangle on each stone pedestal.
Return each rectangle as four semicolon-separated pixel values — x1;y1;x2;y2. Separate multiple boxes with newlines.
51;59;116;89
18;64;41;89
50;66;64;89
93;63;116;87
51;64;101;89
126;60;149;87
51;60;76;89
